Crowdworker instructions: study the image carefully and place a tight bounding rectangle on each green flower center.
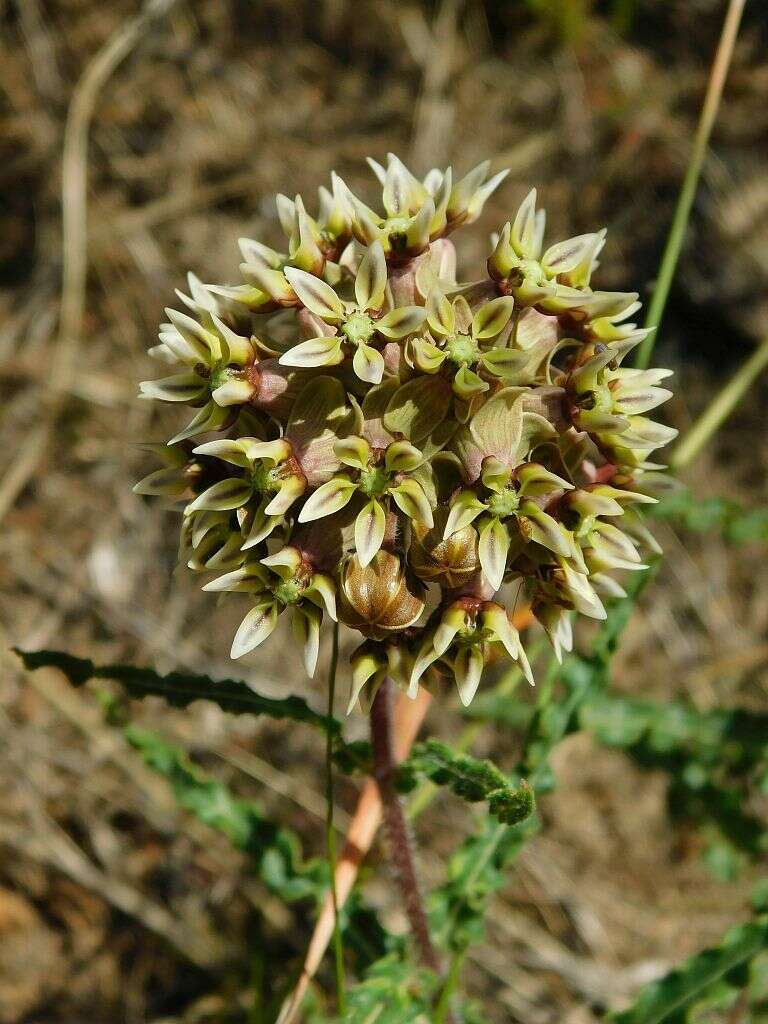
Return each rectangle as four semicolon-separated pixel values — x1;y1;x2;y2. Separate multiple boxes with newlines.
487;489;519;519
208;363;231;391
252;463;282;495
272;579;305;606
520;258;545;282
342;310;375;345
359;466;390;499
455;623;486;648
445;333;479;367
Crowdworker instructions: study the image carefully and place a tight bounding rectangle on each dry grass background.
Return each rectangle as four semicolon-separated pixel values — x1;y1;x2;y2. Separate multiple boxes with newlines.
1;1;767;1021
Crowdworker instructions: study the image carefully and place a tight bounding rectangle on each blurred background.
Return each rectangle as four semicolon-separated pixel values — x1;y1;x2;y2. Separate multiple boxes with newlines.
1;1;767;1021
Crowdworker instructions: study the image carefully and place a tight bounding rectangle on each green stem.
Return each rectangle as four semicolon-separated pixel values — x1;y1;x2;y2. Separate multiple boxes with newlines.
672;333;768;470
325;621;346;1013
635;0;745;369
434;945;467;1024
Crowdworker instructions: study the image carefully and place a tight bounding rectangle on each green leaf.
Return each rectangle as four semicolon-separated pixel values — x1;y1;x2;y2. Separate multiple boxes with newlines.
14;648;339;738
578;695;768;772
125;724;325;900
469;684;768;868
306;954;438;1024
124;725;390;967
608;917;768;1024
577;691;768;865
397;740;534;825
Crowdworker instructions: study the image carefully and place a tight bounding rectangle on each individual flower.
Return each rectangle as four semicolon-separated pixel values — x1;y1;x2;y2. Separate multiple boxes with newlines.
411;599;533;706
562;484;653;576
204;546;336;676
182;509;244;574
185;377;347;546
298;435;433;566
279;241;426;384
528;554;608;625
341;155;508;259
443;389;571;589
563;340;677;460
446;461;579;592
487;189;643;323
408;291;517;399
209;193;341;312
139;309;258;442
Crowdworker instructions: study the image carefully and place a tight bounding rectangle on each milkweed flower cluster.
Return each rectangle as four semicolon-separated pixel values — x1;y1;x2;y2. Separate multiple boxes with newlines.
136;155;676;710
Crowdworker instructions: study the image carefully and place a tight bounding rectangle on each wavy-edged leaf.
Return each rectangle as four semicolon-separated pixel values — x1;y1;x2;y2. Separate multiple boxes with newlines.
398;740;534;825
14;647;340;736
312;953;438;1024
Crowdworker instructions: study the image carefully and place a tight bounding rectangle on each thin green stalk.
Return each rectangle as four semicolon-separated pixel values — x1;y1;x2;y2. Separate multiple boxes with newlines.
325;621;346;1013
672;332;768;469
433;945;468;1024
635;0;745;369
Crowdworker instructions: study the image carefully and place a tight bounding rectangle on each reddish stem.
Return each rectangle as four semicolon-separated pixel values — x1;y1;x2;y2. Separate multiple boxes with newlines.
369;677;441;974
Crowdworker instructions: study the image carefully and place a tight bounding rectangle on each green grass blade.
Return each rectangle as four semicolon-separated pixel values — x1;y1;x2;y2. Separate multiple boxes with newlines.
636;0;745;369
672;332;768;468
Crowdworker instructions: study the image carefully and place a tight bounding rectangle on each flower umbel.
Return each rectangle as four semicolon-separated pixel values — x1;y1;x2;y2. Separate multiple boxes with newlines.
137;155;676;708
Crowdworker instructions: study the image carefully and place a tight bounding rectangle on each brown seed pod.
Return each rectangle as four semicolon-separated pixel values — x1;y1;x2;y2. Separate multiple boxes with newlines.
339;550;425;640
408;508;480;589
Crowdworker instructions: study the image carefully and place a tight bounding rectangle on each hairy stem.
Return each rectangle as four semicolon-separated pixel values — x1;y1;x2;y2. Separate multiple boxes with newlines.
325;622;346;1012
370;677;441;974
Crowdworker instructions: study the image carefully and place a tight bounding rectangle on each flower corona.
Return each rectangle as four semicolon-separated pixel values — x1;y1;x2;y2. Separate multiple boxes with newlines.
136;155;675;708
